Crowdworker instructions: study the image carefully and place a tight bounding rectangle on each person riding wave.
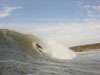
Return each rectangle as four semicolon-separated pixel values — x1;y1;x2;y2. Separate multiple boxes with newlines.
36;43;42;54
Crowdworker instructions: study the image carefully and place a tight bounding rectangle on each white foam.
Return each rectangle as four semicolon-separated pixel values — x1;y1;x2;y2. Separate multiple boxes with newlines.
43;39;76;59
33;38;76;59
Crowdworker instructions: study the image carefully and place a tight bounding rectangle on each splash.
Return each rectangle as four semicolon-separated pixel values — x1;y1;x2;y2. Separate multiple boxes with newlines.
33;38;76;59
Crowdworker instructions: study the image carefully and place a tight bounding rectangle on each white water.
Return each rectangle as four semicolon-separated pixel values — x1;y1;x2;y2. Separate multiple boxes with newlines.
33;38;76;59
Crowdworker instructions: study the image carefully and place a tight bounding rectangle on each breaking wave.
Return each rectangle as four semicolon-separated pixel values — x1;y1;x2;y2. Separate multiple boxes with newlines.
0;29;76;60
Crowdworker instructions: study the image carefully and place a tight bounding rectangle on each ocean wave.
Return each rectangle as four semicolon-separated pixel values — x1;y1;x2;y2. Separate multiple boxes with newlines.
0;29;76;60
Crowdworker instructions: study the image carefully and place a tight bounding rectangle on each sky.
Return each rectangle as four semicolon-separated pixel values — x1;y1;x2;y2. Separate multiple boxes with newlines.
0;0;100;46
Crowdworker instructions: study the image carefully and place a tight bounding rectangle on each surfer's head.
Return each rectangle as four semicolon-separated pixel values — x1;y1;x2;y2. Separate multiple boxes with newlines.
36;43;42;49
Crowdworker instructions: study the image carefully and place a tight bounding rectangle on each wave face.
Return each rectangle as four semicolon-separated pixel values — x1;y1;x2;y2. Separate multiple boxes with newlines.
0;29;76;60
0;29;41;61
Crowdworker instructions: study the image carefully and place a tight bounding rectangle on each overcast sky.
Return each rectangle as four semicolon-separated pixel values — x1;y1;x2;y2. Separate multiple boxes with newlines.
0;0;100;46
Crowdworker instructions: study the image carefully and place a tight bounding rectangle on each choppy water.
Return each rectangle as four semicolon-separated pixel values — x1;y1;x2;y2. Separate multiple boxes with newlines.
0;50;100;75
0;29;100;75
23;50;100;75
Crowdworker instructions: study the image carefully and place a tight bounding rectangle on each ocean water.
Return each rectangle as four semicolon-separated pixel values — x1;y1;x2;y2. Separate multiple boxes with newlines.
0;29;100;75
1;50;100;75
